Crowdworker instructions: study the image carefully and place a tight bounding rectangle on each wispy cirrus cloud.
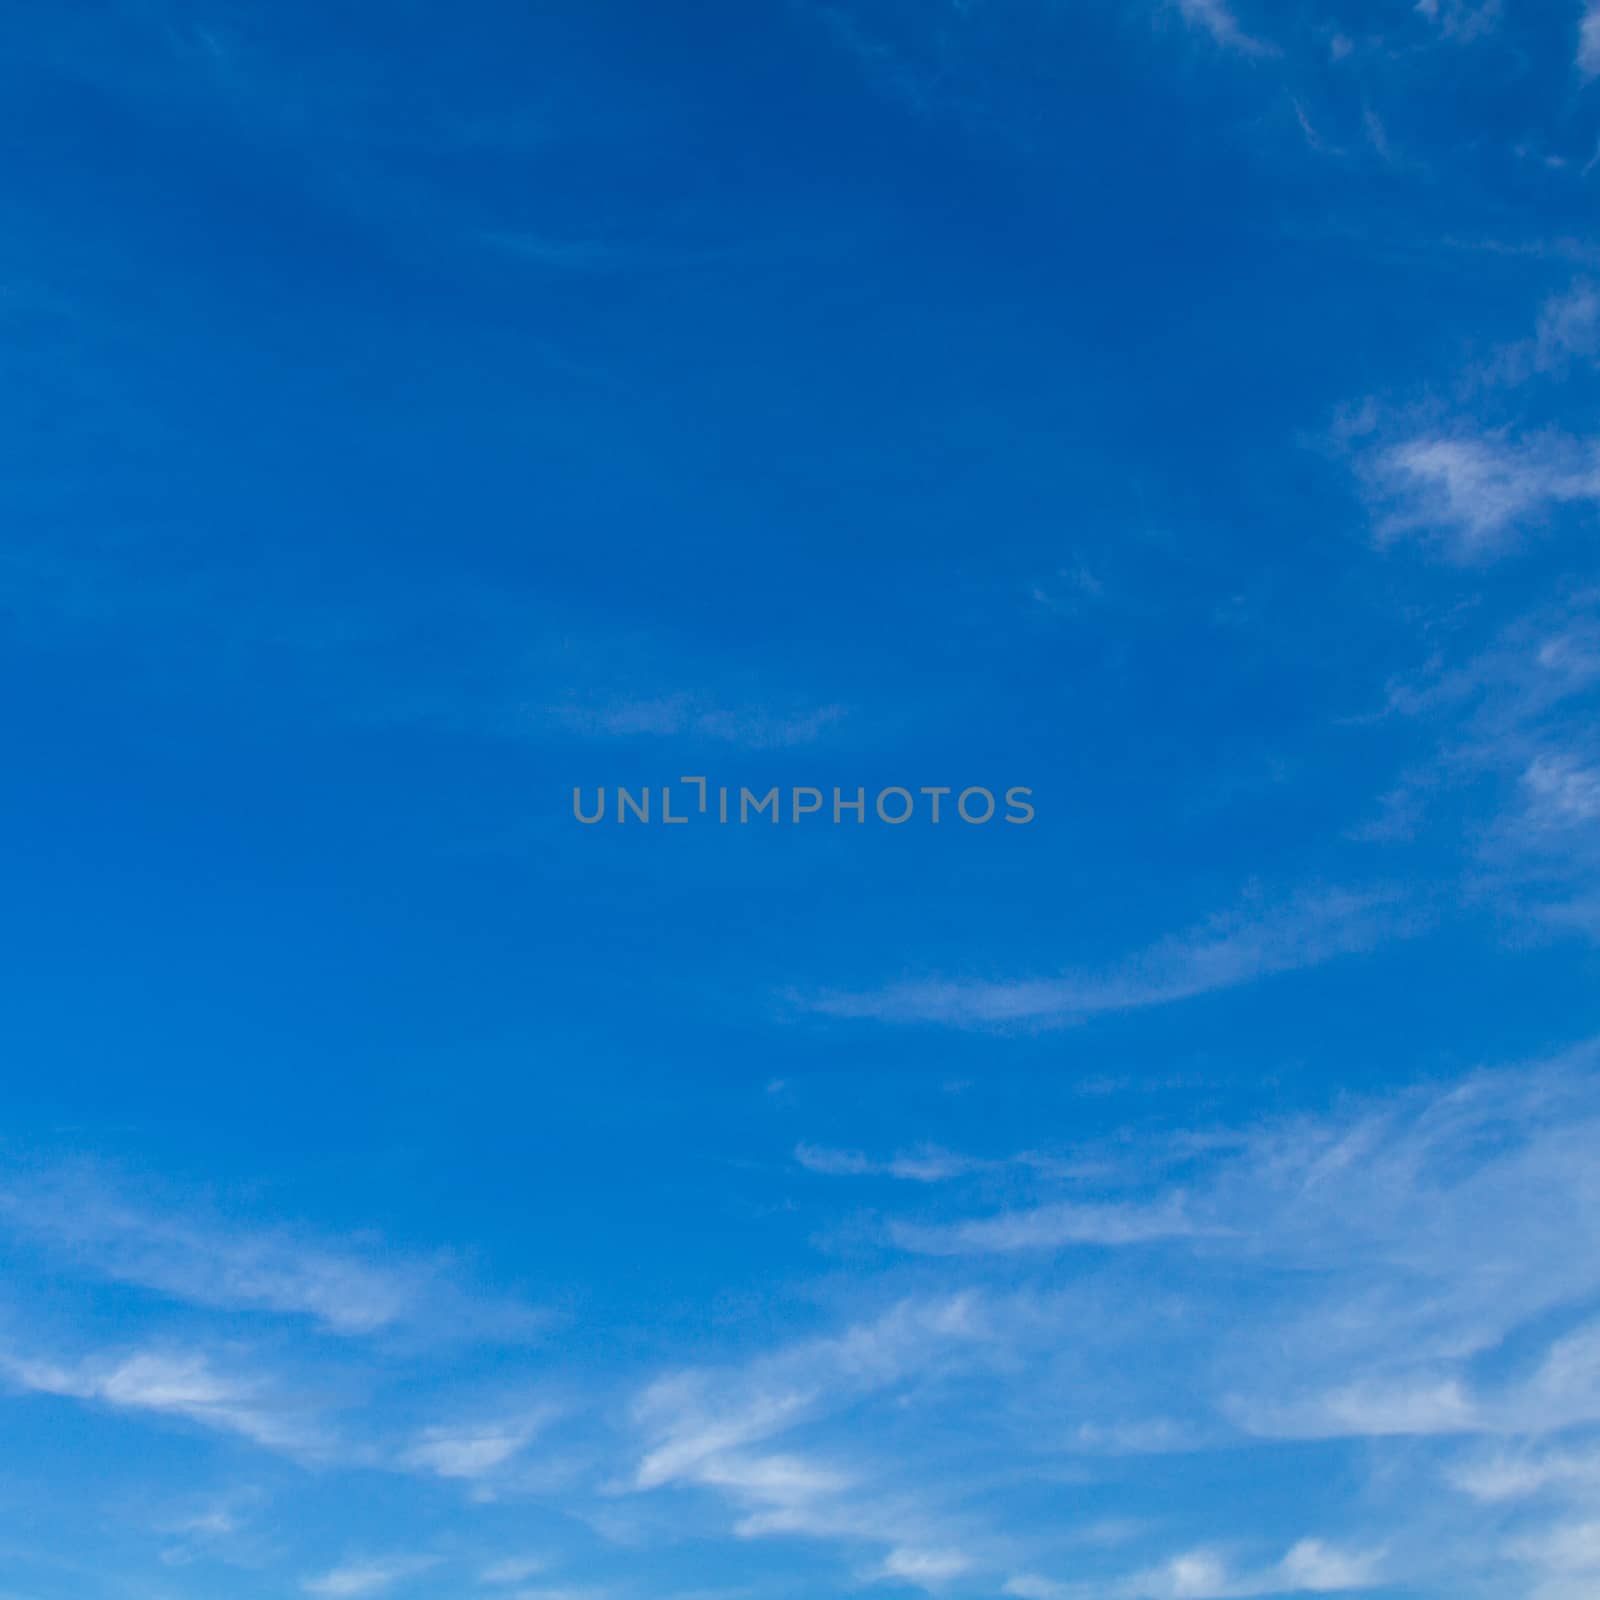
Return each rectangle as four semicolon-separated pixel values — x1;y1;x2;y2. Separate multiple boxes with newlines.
889;1196;1205;1257
1413;0;1501;44
0;1331;573;1489
794;1143;996;1183
870;1043;1600;1449
1365;431;1600;561
1373;587;1600;934
1521;749;1600;830
1344;280;1600;563
0;1160;542;1342
401;1408;556;1482
545;693;846;748
302;1556;439;1598
0;1344;333;1458
689;1044;1600;1591
1173;0;1273;56
1488;282;1600;384
804;887;1408;1028
1449;1441;1600;1505
628;1295;1002;1570
1581;3;1600;78
631;1296;989;1492
1009;1536;1383;1600
876;1545;974;1585
1509;1518;1600;1599
478;1555;548;1585
1132;1539;1383;1599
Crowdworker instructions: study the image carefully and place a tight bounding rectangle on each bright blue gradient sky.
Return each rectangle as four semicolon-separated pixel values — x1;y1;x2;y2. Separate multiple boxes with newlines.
4;3;1600;1598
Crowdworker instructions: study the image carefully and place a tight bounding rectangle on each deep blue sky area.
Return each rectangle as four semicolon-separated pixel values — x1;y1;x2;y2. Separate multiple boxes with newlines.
3;3;1600;1598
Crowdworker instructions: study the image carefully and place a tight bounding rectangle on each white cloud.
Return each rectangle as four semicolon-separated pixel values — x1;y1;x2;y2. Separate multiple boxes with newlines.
157;1495;250;1540
633;1294;992;1492
0;1169;412;1333
805;888;1404;1027
302;1557;437;1598
1246;1308;1600;1445
1123;1539;1382;1598
1134;1551;1235;1599
629;1296;999;1575
890;1197;1202;1256
1511;1518;1600;1584
634;1381;820;1493
1534;282;1600;370
876;1545;973;1584
1582;3;1600;78
698;1451;853;1505
1369;431;1600;560
0;1161;540;1341
795;1143;991;1182
1349;283;1600;560
1450;1444;1600;1503
547;694;845;748
1277;1540;1382;1592
1214;1063;1600;1442
1005;1578;1071;1600
1523;752;1600;829
615;1047;1600;1591
479;1556;547;1584
866;1043;1600;1447
794;1143;877;1177
1413;0;1500;42
1477;282;1600;385
1257;1378;1478;1440
1377;591;1600;931
0;1344;329;1456
402;1412;552;1480
1174;0;1272;55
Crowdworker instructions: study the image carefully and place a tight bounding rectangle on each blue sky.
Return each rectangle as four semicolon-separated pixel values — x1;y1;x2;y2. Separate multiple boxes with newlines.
3;1;1600;1597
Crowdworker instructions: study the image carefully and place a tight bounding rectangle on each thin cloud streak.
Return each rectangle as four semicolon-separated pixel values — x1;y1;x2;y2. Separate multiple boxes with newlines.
805;888;1407;1027
544;694;846;748
0;1344;333;1458
1368;431;1600;561
794;1143;996;1183
1009;1535;1384;1599
302;1557;439;1598
1174;0;1274;56
0;1161;544;1343
890;1197;1206;1257
663;1046;1600;1590
1582;3;1600;78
